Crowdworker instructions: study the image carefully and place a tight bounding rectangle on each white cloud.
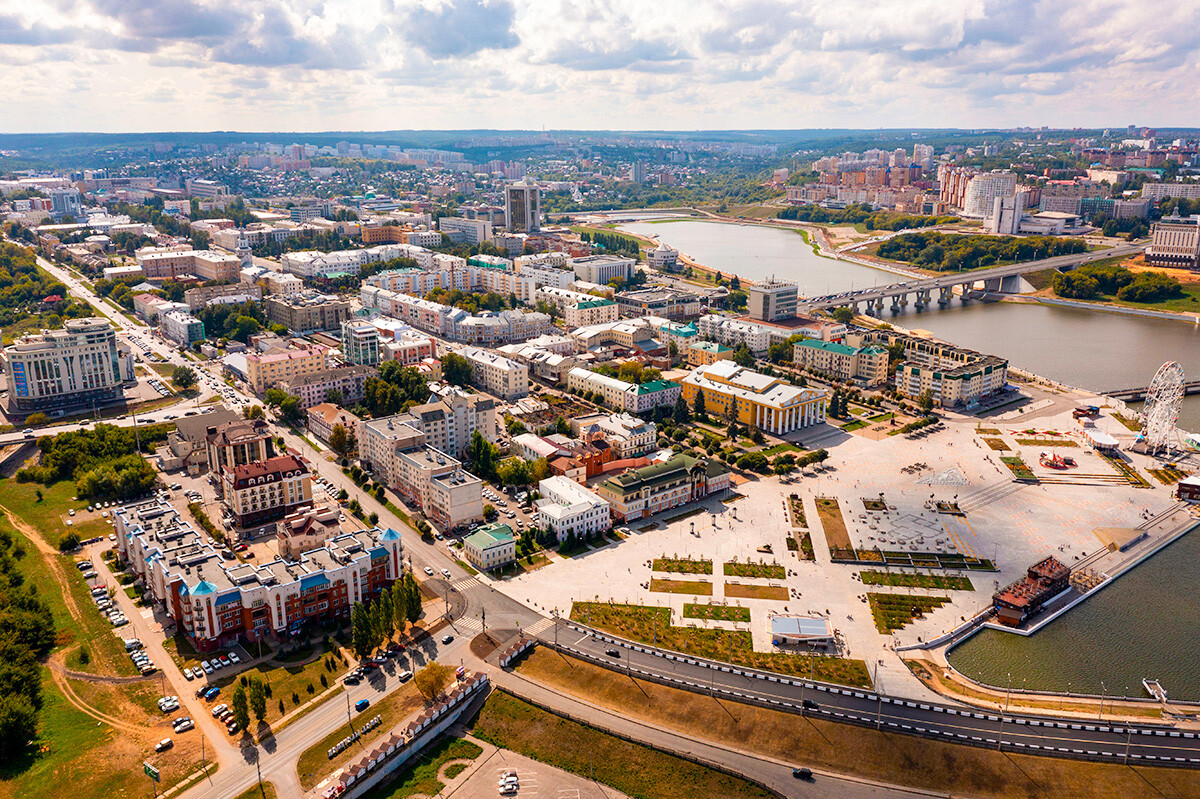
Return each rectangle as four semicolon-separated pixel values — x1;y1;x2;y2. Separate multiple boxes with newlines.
0;0;1196;131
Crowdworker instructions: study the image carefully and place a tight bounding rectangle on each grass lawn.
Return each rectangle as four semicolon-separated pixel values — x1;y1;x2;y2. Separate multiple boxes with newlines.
868;593;951;633
1;479;102;549
841;419;868;432
1000;456;1037;481
982;438;1011;451
571;602;869;686
975;427;1002;435
869;412;895;422
815;497;852;551
723;561;786;580
649;577;713;596
1148;467;1189;486
787;495;807;527
514;648;1198;799
471;692;774;799
1111;413;1142;432
297;681;423;790
683;603;751;623
1099;452;1151;488
859;570;974;591
759;442;799;456
232;783;278;799
724;583;789;601
1015;438;1078;447
662;507;707;525
216;647;347;728
652;557;713;575
357;737;483;799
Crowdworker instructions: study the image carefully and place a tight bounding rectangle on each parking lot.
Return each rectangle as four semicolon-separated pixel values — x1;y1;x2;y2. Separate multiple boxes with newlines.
450;744;631;799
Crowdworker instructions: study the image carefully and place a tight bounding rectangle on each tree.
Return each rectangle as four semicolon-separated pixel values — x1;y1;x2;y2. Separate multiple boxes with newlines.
668;340;679;363
379;590;395;643
264;388;287;407
830;307;855;325
441;353;472;387
0;695;37;760
171;365;198;391
24;412;48;426
391;579;408;632
672;395;691;425
918;390;935;414
465;430;500;482
732;344;756;368
248;677;267;724
368;511;379;526
351;603;371;659
736;452;770;473
498;458;532;487
324;388;344;406
555;416;570;435
58;532;80;552
730;275;741;290
413;662;453;702
329;424;354;458
280;395;302;424
243;404;265;420
404;572;421;624
34;490;42;503
484;503;496;519
231;684;250;731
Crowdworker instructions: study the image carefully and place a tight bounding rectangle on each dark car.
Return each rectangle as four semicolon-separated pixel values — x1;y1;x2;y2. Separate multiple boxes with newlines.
605;648;620;658
203;686;221;700
793;768;813;781
343;673;361;686
802;699;819;710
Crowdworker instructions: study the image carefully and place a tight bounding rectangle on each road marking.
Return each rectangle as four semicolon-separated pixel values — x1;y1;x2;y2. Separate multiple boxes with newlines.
525;618;554;636
451;576;480;591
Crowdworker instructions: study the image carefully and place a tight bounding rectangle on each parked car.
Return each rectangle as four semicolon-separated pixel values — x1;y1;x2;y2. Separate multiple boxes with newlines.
203;686;221;700
173;718;194;733
354;699;370;712
183;668;195;681
211;704;228;718
154;738;173;752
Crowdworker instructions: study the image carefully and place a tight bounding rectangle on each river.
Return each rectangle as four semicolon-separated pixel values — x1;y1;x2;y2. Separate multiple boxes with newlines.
620;219;1200;432
622;218;1200;699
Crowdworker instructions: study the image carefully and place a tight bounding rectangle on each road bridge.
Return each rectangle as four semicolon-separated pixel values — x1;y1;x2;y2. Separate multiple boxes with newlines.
800;244;1143;314
1105;380;1200;402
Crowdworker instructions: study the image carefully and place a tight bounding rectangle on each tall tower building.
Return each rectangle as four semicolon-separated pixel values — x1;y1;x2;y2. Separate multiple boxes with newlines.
505;179;541;233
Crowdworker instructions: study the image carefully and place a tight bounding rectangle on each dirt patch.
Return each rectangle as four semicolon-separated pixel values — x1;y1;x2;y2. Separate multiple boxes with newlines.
815;497;852;551
724;583;789;601
470;630;516;661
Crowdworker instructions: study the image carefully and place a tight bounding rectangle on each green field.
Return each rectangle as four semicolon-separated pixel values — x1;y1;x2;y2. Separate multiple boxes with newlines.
723;561;786;580
859;571;974;591
649;577;713;596
652;557;713;575
868;593;952;633
683;603;751;622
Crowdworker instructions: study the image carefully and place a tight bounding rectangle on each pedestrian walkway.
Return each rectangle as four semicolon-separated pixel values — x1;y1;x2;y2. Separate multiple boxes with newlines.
524;618;555;637
452;576;480;592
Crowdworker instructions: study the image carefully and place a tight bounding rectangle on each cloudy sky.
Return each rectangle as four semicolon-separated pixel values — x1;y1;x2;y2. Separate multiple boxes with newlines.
1;0;1195;133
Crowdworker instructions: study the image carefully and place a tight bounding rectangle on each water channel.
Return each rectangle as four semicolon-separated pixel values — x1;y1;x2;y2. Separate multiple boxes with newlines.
621;217;1200;700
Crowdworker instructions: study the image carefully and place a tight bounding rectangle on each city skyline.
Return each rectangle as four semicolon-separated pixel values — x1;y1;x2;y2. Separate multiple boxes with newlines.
2;0;1197;133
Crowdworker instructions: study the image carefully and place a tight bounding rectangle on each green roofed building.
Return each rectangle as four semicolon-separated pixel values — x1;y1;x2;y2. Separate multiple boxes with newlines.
462;522;516;572
596;454;731;522
793;338;889;387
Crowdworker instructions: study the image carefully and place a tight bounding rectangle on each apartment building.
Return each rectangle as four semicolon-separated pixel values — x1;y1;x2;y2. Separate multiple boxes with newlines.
495;343;577;384
566;367;681;414
571;412;657;458
220;454;313;528
359;416;427;487
275;504;341;559
161;310;206;346
962;171;1018;218
206;418;274;477
394;446;483;531
135;249;241;281
680;360;828;435
1141;183;1200;201
565;298;619;328
596;454;731;522
1147;215;1200;269
535;476;611;541
852;331;1008;408
462;523;515;571
570;254;635;285
748;280;798;322
265;292;352;334
305;403;362;445
359;287;553;345
697;314;771;354
793;339;889;387
438;216;493;245
278;365;374;410
2;317;134;412
341;320;381;366
461;347;529;400
245;344;329;395
115;499;401;652
184;283;263;312
686;340;734;367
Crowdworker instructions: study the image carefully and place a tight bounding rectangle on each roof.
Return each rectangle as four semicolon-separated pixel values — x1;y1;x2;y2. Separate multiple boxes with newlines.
682;360;823;410
229;454;308;487
599;453;727;496
770;615;833;639
465;523;514;549
636;379;678;394
795;339;857;357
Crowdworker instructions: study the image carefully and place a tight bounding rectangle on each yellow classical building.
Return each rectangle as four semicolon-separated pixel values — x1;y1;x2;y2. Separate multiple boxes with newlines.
680;360;827;435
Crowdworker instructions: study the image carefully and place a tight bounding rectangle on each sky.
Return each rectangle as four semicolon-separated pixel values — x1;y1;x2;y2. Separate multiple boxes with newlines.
1;0;1196;133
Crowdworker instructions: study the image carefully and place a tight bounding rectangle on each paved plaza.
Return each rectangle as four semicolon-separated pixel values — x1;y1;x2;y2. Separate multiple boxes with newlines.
487;387;1198;700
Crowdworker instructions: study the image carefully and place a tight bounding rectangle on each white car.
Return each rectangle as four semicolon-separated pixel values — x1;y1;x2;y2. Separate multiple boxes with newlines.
183;667;195;681
423;566;434;576
201;660;214;674
440;568;451;578
228;652;241;664
173;718;194;733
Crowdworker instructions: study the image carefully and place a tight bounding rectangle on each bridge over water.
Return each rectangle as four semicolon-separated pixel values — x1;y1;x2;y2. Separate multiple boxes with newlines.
1105;380;1200;402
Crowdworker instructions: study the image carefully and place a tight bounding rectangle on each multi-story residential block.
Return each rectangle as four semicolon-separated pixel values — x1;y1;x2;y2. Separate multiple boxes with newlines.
697;314;771;354
570;254;635;285
366;393;497;464
438;216;493;245
394;446;483;531
184;283;263;312
613;288;699;320
2;317;134;412
748;280;798;322
245;344;329;395
184;178;231;199
160;311;205;347
265;292;352;334
680;360;828;435
794;339;889;387
462;523;515;572
359;287;552;345
565;298;619;328
275;504;341;559
686;340;734;367
853;331;1008;408
206;418;274;477
962;170;1017;218
566;367;681;414
460;347;529;400
305;402;362;445
504;179;540;233
571;412;657;458
262;272;304;295
135;248;241;281
1141;183;1200;201
1147;215;1200;269
535;476;611;542
221;454;313;528
115;498;401;652
359;416;428;486
596;454;731;522
495;343;577;384
340;320;381;366
278;365;374;410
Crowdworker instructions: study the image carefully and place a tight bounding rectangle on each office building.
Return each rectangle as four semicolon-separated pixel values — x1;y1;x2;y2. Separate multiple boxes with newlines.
462;523;516;572
438;216;493;244
245;344;330;395
460;347;529;400
596;454;731;522
1147;215;1200;269
184;178;230;199
570;255;636;285
571;412;657;458
989;193;1026;235
341;320;381;366
184;283;263;312
115;498;401;652
2;317;133;412
680;360;828;435
614;288;700;319
647;243;679;271
220;454;313;528
535;476;611;542
206;418;274;479
265;292;352;334
748;279;798;322
504;179;540;233
278;365;374;410
161;310;206;347
793;340;889;387
49;187;83;220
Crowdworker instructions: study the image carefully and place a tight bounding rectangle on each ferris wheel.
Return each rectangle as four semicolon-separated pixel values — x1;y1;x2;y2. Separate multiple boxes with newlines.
1141;361;1184;454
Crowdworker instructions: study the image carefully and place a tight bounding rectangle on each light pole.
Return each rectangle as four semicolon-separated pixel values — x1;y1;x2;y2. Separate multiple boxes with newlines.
874;661;883;730
1099;682;1106;720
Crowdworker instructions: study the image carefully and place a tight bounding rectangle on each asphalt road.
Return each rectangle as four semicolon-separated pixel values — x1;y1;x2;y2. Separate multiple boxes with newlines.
547;620;1200;767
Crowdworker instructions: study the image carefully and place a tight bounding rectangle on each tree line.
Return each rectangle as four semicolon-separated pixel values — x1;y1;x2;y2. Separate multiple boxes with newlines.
356;362;432;418
350;571;422;659
778;203;957;230
1052;262;1182;304
17;424;172;502
877;231;1086;272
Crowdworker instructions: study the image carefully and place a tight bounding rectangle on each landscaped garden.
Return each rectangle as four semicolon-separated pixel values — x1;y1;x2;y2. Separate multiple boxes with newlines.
861;496;887;511
652;556;714;575
571;602;870;686
787;494;806;527
723;559;786;579
683;603;751;623
867;593;952;633
649;577;713;596
982;438;1010;451
859;570;974;591
816;497;853;556
1000;455;1037;481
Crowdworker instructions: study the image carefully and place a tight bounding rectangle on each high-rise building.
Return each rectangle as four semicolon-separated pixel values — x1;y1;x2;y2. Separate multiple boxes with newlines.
631;161;647;184
504;179;540;233
340;320;381;366
48;187;82;220
747;279;798;322
1147;215;1200;270
989;194;1026;235
962;171;1017;218
2;317;132;412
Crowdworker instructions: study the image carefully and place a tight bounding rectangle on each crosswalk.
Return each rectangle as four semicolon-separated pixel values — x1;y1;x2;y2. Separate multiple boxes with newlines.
453;616;483;634
451;576;479;592
524;618;555;637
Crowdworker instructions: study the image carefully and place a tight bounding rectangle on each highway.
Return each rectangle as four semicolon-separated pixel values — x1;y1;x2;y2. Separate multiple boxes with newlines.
543;619;1200;768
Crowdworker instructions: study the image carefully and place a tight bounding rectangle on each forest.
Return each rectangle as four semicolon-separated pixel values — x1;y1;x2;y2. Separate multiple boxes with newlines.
876;231;1086;272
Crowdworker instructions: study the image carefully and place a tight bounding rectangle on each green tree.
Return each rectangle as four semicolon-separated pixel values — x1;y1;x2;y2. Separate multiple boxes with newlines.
248;677;267;724
391;579;408;632
692;390;707;419
0;695;38;760
328;423;354;458
441;353;472;387
731;344;756;368
404;572;421;624
351;603;371;659
498;458;532;487
243;404;265;420
379;590;394;643
231;684;250;730
413;662;453;702
918;390;935;414
171;365;198;391
264;388;287;407
830;307;855;325
280;395;303;424
672;395;691;424
324;388;344;406
465;430;500;482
